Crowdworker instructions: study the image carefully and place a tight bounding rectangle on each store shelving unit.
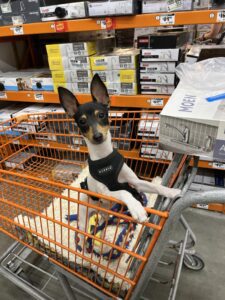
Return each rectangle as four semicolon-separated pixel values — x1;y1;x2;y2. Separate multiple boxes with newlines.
0;8;224;212
0;10;222;37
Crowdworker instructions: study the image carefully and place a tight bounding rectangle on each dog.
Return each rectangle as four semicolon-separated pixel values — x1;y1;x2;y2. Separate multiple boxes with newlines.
58;74;180;228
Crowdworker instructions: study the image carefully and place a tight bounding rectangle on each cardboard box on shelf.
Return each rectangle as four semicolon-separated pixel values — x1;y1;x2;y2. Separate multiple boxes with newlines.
40;2;86;21
141;49;180;62
141;84;175;95
54;81;138;95
30;71;53;91
140;62;177;73
140;73;175;85
87;0;139;17
142;0;193;13
52;70;93;83
90;49;139;71
48;55;91;71
140;147;173;161
46;42;97;57
92;70;137;83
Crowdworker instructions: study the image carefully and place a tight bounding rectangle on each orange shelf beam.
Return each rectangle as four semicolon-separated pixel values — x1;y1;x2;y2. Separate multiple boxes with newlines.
0;10;223;37
0;91;169;108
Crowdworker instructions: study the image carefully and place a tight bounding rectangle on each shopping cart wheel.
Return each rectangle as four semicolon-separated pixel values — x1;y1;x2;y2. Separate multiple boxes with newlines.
183;254;205;271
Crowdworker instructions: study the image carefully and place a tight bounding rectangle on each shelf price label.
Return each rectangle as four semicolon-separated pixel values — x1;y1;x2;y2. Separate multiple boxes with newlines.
34;93;44;101
217;10;225;22
159;14;175;25
212;162;225;170
196;204;209;210
0;92;7;99
148;98;164;107
12;26;24;35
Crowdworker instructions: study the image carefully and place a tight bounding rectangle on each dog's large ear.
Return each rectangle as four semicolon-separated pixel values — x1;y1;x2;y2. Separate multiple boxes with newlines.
91;74;110;107
58;87;79;117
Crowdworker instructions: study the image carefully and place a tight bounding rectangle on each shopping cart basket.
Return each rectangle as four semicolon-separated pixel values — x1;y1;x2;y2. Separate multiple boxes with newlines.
0;110;224;300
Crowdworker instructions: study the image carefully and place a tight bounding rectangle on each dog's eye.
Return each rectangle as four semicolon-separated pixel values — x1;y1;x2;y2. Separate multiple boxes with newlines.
79;118;87;125
98;112;105;119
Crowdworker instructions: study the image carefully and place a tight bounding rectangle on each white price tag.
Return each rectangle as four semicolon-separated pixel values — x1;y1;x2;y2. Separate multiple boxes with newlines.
39;142;50;147
167;0;183;12
160;14;175;25
150;98;164;107
212;162;225;170
217;10;225;22
13;140;20;145
100;20;106;29
34;93;44;101
0;92;7;99
12;26;24;35
196;204;209;210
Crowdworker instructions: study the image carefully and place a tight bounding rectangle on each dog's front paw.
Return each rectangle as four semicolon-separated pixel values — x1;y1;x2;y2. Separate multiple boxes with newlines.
167;188;181;199
128;201;148;223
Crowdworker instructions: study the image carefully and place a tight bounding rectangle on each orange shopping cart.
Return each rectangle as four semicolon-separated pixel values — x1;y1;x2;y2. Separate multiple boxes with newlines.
0;110;224;300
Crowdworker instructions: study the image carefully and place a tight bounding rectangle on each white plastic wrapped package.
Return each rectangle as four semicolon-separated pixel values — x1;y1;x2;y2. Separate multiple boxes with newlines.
175;57;225;92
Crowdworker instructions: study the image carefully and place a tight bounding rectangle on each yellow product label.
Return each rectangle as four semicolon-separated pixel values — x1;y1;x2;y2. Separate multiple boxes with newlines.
86;42;97;56
52;71;66;83
119;70;137;83
53;82;67;93
48;56;64;71
90;56;108;71
46;44;61;57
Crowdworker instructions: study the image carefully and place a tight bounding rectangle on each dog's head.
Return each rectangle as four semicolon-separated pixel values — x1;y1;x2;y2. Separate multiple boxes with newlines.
58;74;110;145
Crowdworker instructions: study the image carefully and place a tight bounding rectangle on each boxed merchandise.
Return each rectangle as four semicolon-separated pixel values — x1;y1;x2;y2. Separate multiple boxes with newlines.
137;31;190;49
48;56;91;71
138;114;160;138
54;81;138;95
52;70;93;83
142;0;193;13
92;70;137;83
0;71;37;91
39;2;86;21
141;84;175;95
87;0;139;17
140;146;173;161
4;152;34;170
140;73;175;85
46;42;97;57
140;62;177;73
141;49;180;62
160;58;225;162
90;49;139;71
30;71;53;91
0;104;27;132
185;45;225;64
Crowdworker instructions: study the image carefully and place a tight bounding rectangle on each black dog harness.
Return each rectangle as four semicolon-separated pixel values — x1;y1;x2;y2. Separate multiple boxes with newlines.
81;149;143;203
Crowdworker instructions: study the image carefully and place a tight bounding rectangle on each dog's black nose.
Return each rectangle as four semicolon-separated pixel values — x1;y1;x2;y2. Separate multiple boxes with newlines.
93;132;103;143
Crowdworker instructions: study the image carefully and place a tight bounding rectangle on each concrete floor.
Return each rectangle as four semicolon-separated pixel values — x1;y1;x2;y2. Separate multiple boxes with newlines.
0;208;225;300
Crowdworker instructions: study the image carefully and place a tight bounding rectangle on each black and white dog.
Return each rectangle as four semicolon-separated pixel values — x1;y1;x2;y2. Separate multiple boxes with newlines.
58;74;180;233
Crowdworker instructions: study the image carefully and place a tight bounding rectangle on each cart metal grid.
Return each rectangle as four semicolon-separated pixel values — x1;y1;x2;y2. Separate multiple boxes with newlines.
0;111;224;300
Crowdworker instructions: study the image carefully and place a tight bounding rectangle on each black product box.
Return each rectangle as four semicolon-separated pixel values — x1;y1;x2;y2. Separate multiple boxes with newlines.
87;0;140;17
137;31;190;49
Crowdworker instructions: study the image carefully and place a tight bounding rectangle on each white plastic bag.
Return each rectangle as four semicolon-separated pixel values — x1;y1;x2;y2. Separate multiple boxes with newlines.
175;57;225;91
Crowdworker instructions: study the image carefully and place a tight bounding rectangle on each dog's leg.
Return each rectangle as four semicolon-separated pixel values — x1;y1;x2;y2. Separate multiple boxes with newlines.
119;164;181;199
106;190;148;222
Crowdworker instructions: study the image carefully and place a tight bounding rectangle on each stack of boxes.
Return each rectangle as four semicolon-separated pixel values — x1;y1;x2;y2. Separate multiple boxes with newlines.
139;48;179;95
47;42;96;94
0;0;41;26
47;43;139;96
90;48;139;95
138;112;173;161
